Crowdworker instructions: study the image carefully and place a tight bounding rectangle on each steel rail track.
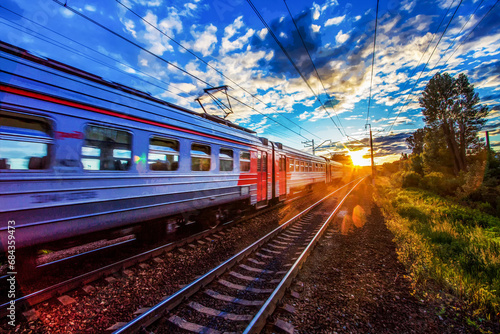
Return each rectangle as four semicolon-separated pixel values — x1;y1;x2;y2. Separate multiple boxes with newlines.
0;190;310;318
113;177;365;333
243;177;366;333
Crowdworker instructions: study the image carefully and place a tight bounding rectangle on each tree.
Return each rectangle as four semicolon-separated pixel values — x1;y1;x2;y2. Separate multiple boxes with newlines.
419;72;489;175
406;128;425;155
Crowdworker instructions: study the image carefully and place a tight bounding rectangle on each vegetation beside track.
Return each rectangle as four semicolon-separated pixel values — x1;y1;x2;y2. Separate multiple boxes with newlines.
374;175;500;324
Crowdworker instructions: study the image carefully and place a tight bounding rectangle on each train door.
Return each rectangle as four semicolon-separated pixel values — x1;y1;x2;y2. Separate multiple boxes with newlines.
257;150;268;204
279;154;286;198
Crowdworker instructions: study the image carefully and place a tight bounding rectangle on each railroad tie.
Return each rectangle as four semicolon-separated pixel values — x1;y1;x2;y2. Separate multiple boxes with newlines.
248;258;266;265
260;248;281;255
188;301;253;321
168;315;224;334
255;252;273;259
218;279;273;293
204;289;264;306
239;264;274;274
229;271;264;282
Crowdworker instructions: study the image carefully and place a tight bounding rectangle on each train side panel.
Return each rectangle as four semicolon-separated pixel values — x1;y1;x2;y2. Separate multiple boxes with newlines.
0;46;266;251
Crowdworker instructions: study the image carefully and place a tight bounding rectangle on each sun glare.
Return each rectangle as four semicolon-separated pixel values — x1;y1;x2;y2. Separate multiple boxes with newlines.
349;148;372;166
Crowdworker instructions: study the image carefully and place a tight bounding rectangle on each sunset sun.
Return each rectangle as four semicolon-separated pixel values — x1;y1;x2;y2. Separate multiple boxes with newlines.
349;148;372;166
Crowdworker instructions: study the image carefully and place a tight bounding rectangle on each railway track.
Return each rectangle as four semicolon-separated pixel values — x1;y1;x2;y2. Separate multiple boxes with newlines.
113;177;366;333
0;188;318;320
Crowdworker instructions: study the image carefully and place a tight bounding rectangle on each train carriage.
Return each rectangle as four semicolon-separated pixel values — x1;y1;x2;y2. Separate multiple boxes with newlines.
0;42;269;252
283;144;328;194
0;41;347;255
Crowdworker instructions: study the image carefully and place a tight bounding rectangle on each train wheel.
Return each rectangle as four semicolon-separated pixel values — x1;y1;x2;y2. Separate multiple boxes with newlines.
202;209;221;229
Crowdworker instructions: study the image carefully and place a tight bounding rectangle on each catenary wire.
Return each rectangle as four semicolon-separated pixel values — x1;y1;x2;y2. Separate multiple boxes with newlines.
366;0;380;127
245;0;346;139
115;0;323;142
382;0;464;136
282;0;347;138
50;0;316;142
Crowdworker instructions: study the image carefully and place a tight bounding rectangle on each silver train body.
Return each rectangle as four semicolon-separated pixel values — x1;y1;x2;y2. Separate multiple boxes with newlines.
0;42;346;252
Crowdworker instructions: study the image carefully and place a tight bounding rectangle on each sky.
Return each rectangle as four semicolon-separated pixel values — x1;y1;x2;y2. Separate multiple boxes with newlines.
1;0;499;165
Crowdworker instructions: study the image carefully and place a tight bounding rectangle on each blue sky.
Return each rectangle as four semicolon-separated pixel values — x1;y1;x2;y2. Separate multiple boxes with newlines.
1;0;499;164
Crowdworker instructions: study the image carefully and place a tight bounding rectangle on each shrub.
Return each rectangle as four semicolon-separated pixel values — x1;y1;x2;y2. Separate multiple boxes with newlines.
421;172;461;196
401;171;422;188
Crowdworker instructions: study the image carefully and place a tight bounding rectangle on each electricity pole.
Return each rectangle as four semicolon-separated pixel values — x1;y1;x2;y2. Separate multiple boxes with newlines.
366;124;375;180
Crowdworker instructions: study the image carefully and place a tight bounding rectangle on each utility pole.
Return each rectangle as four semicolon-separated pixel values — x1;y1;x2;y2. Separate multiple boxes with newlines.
486;131;491;153
366;124;375;180
302;139;315;155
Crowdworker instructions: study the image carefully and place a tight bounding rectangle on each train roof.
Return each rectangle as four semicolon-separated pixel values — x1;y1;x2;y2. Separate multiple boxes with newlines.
0;41;256;136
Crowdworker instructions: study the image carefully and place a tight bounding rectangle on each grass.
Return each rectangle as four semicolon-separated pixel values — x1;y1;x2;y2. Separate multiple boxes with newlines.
374;176;500;319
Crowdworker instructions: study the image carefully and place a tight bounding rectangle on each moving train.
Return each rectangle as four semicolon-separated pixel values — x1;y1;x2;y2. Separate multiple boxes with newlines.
0;41;348;254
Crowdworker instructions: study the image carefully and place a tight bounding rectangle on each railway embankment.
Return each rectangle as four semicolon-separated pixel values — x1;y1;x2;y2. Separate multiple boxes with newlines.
271;179;500;333
373;176;500;332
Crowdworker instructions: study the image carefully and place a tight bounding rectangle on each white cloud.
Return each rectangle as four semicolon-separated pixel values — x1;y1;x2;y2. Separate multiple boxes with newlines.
59;7;74;18
311;24;321;33
184;24;218;57
123;19;137;38
131;0;162;6
253;29;265;42
221;16;255;54
312;3;321;20
84;5;96;12
325;15;345;26
335;30;349;44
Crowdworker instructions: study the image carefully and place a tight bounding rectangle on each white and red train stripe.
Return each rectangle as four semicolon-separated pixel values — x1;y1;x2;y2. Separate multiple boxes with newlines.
0;41;346;253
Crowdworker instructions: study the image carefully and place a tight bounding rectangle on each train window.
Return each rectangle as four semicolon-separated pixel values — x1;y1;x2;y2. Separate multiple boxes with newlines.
288;158;294;172
220;148;233;171
279;156;285;172
0;112;52;170
191;143;211;171
81;125;132;171
300;161;304;172
240;150;250;172
295;159;299;171
148;137;179;171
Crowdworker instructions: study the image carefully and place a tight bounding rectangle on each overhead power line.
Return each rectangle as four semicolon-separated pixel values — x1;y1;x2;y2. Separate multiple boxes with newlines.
115;0;322;141
430;0;486;72
366;0;380;127
50;0;317;142
282;0;347;137
0;6;195;101
383;0;463;135
438;0;499;73
245;0;346;138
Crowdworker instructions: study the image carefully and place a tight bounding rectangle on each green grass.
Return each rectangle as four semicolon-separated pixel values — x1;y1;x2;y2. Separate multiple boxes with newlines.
375;177;500;319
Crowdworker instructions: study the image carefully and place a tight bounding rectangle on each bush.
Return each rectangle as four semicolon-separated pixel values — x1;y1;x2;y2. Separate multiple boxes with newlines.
421;172;460;196
402;171;422;188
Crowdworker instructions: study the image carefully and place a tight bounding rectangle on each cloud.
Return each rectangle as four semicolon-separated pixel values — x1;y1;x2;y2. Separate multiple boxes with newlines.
183;24;218;57
59;7;74;18
221;16;255;54
335;30;349;44
325;15;345;26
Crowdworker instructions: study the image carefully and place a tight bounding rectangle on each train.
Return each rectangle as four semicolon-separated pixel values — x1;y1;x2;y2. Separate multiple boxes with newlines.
0;41;349;255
